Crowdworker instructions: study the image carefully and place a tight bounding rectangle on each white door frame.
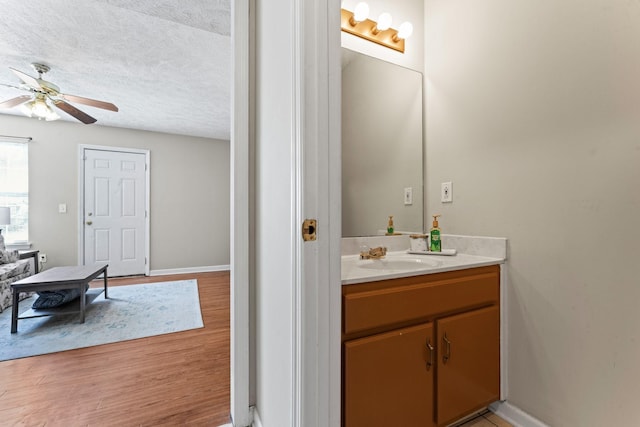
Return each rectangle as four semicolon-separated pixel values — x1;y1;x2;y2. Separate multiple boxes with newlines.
230;0;341;425
77;144;151;276
295;1;342;426
230;0;253;425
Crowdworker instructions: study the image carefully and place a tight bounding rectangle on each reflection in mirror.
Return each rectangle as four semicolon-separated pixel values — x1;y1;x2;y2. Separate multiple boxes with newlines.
342;48;424;237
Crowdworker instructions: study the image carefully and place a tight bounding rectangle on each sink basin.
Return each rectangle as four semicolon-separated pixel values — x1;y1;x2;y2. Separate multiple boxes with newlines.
357;258;442;270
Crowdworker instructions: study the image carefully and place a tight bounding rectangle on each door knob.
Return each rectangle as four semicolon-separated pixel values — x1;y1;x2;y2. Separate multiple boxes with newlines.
86;221;93;225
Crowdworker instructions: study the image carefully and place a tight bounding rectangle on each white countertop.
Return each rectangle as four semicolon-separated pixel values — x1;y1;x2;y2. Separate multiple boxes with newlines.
341;250;505;285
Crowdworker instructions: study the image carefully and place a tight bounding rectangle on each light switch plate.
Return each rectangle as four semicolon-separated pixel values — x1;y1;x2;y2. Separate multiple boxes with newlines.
404;187;413;205
441;182;452;203
58;203;67;213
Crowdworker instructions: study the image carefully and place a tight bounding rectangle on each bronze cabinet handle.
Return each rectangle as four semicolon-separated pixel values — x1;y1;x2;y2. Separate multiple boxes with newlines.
425;338;434;370
443;333;451;363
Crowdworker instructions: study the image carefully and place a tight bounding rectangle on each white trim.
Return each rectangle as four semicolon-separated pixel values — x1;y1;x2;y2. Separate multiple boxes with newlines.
149;265;230;276
78;144;150;155
253;407;263;427
292;0;303;423
500;263;508;400
0;135;31;143
77;144;151;276
327;0;342;423
490;401;550;427
5;242;32;251
293;0;341;425
230;0;253;426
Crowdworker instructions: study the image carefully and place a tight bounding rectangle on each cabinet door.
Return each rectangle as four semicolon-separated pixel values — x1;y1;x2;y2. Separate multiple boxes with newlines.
436;305;500;426
344;322;436;427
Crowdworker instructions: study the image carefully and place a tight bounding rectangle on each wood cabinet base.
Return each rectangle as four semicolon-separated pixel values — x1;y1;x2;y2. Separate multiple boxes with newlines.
344;322;435;427
342;265;500;427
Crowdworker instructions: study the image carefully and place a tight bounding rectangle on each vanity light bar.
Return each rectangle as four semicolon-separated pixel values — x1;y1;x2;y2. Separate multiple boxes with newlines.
340;8;407;53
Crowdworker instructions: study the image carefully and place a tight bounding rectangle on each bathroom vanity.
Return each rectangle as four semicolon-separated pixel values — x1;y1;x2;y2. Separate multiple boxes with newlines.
341;236;506;427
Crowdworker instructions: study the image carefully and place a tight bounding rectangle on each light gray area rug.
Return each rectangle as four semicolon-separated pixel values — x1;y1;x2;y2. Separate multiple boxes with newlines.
0;279;203;361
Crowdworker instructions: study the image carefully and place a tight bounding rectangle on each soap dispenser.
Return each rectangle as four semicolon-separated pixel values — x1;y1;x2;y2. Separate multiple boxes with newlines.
429;215;441;252
387;216;394;235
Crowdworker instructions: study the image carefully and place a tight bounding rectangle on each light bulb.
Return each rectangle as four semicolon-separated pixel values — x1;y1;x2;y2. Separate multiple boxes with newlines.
31;99;50;118
353;2;369;23
397;22;414;39
45;110;60;121
376;13;392;31
19;102;35;118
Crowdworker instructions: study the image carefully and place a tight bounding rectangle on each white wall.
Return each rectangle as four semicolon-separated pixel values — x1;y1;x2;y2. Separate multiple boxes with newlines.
425;0;640;425
341;0;424;72
0;114;230;272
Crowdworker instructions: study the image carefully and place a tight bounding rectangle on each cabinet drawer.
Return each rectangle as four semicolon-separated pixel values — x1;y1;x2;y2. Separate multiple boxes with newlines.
343;265;499;336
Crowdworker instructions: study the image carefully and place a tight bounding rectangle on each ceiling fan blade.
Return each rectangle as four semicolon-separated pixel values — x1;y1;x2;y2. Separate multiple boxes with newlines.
61;93;119;112
0;82;26;91
53;100;97;124
9;67;42;89
0;95;32;109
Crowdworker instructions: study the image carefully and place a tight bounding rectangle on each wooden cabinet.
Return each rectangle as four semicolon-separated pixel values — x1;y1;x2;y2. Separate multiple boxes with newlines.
436;306;500;426
342;265;500;427
344;322;435;427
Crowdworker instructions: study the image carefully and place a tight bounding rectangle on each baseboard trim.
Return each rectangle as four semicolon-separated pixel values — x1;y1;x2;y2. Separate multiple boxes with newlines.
490;401;550;427
149;265;230;276
252;407;263;427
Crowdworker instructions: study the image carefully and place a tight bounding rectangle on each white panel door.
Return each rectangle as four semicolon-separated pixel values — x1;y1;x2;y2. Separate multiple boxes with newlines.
83;149;146;277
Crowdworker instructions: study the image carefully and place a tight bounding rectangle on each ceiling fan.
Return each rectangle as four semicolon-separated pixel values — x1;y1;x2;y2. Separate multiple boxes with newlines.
0;62;118;124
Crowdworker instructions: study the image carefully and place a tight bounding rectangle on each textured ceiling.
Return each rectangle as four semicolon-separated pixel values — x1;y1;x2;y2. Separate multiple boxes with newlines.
0;0;231;140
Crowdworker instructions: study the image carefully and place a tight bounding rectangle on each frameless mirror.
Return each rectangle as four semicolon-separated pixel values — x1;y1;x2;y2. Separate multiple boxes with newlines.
341;48;424;237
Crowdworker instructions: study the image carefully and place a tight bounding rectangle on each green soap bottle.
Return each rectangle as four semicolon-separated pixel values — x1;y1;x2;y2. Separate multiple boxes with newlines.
429;214;441;252
387;215;394;235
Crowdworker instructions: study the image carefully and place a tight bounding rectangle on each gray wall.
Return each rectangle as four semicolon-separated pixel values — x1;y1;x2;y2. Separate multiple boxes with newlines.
425;0;640;425
0;114;230;272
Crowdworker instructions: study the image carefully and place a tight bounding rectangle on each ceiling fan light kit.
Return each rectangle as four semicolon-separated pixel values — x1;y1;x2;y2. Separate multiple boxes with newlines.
19;94;60;121
0;62;118;124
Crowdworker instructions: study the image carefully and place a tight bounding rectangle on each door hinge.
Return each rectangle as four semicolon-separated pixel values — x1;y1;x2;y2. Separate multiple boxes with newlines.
302;219;317;242
145;257;147;265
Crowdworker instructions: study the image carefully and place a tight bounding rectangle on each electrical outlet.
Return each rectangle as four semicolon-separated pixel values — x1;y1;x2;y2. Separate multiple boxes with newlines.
39;253;47;263
404;187;413;205
441;182;453;203
58;203;67;213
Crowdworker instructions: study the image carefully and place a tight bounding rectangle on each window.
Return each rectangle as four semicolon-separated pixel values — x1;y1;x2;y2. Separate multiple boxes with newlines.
0;139;29;244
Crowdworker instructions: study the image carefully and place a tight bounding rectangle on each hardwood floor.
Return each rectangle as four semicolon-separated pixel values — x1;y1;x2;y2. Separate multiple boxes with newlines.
0;271;231;426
